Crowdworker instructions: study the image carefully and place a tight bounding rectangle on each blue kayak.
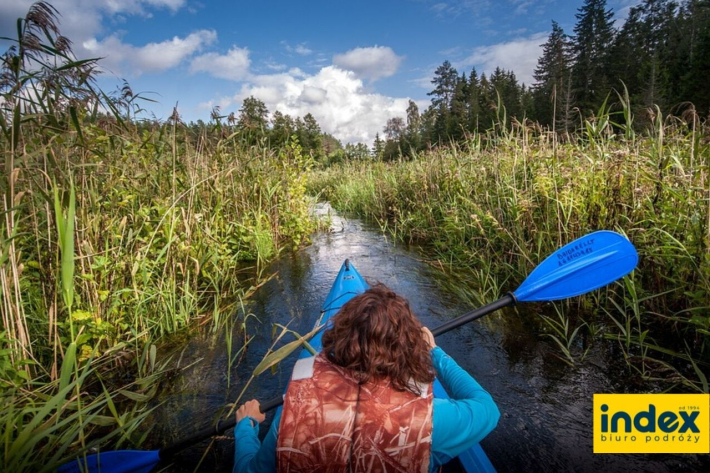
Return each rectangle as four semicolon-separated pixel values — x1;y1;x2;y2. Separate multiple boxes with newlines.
288;259;496;473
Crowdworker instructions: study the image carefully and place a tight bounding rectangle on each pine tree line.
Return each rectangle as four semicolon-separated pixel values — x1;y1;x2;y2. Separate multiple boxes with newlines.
186;97;338;160
186;0;709;162
377;0;710;159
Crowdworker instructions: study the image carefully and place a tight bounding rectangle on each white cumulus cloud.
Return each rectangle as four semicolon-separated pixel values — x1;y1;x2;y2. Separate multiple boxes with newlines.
200;66;412;144
460;32;548;86
293;44;312;55
333;46;404;81
0;1;188;45
190;46;251;80
2;0;200;77
281;41;313;56
262;58;287;71
143;0;187;12
83;29;217;75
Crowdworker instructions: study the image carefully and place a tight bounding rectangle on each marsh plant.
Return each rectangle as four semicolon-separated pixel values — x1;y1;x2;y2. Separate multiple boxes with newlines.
2;1;710;470
0;3;316;471
310;105;710;392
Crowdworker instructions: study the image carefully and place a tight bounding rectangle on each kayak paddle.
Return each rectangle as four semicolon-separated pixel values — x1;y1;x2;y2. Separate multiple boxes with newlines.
57;230;637;473
431;230;638;335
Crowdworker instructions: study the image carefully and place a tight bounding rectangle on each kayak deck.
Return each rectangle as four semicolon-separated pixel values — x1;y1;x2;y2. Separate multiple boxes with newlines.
289;259;496;472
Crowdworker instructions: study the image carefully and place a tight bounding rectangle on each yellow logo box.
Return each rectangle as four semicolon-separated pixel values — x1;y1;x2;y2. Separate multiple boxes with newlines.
594;394;710;453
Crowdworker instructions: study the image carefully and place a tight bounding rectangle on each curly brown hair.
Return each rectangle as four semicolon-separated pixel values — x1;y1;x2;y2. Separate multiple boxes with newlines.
321;283;434;395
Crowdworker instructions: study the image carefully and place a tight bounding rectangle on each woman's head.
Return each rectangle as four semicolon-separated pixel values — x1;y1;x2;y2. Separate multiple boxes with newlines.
321;283;434;394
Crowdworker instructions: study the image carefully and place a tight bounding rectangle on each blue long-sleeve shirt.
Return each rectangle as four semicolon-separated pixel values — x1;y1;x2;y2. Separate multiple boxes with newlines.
234;346;500;473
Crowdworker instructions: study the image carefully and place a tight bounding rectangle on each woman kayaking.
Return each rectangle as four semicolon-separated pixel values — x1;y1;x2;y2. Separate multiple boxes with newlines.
233;283;500;473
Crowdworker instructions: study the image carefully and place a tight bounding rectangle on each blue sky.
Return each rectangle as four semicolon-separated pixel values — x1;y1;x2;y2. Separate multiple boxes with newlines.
1;0;639;143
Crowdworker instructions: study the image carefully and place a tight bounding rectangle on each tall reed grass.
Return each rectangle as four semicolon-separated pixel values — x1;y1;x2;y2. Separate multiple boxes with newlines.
309;107;710;391
0;3;316;470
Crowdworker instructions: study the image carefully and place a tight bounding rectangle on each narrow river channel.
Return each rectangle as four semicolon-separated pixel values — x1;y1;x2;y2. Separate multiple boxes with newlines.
149;210;708;473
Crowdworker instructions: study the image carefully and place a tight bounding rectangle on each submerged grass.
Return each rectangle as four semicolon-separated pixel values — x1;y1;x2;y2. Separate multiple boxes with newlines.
309;112;710;390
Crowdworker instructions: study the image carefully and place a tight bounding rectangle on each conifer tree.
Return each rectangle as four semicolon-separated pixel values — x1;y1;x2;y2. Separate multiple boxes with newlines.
428;60;459;108
478;73;494;131
449;73;469;141
404;100;422;154
667;0;710;116
372;133;384;160
428;60;459;143
401;0;710;147
533;21;572;129
571;0;616;114
490;68;522;124
237;96;269;146
300;113;323;158
467;68;481;133
270;110;295;147
418;107;436;148
611;0;677;116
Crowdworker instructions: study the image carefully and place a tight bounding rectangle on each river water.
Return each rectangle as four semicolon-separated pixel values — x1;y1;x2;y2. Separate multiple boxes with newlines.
149;209;707;473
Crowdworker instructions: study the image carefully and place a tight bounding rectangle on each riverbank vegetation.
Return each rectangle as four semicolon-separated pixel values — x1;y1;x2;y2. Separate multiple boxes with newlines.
0;4;317;471
309;0;710;391
373;0;710;161
2;0;710;471
311;107;710;390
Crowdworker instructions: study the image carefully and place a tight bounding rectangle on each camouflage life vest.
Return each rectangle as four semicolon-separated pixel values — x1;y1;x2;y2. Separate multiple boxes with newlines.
276;353;433;473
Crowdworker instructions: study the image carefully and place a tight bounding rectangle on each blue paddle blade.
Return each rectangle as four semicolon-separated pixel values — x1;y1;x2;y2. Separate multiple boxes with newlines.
514;231;638;302
56;449;160;473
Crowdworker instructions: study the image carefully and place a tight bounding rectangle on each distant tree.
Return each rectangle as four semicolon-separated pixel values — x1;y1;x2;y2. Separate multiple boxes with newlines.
477;73;495;130
533;21;573;130
678;0;710;116
357;142;370;159
449;73;469;141
490;67;522;125
571;0;616;114
271;110;295;147
467;68;481;133
293;117;304;135
383;117;406;141
379;0;710;147
382;140;401;161
238;97;269;131
404;100;422;154
326;149;346;165
609;4;646;105
321;133;342;157
610;0;678;118
372;133;385;160
428;60;459;143
237;96;269;145
383;117;405;161
520;85;535;122
638;0;681;111
428;60;459;108
418;107;436;148
344;143;370;160
297;113;323;158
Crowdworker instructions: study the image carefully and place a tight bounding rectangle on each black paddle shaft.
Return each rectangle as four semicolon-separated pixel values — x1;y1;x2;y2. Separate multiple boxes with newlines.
431;293;515;337
159;293;516;460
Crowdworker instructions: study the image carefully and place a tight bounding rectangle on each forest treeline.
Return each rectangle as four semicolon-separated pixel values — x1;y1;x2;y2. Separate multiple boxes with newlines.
188;98;371;164
1;5;321;470
1;3;708;471
376;0;710;160
196;0;709;162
